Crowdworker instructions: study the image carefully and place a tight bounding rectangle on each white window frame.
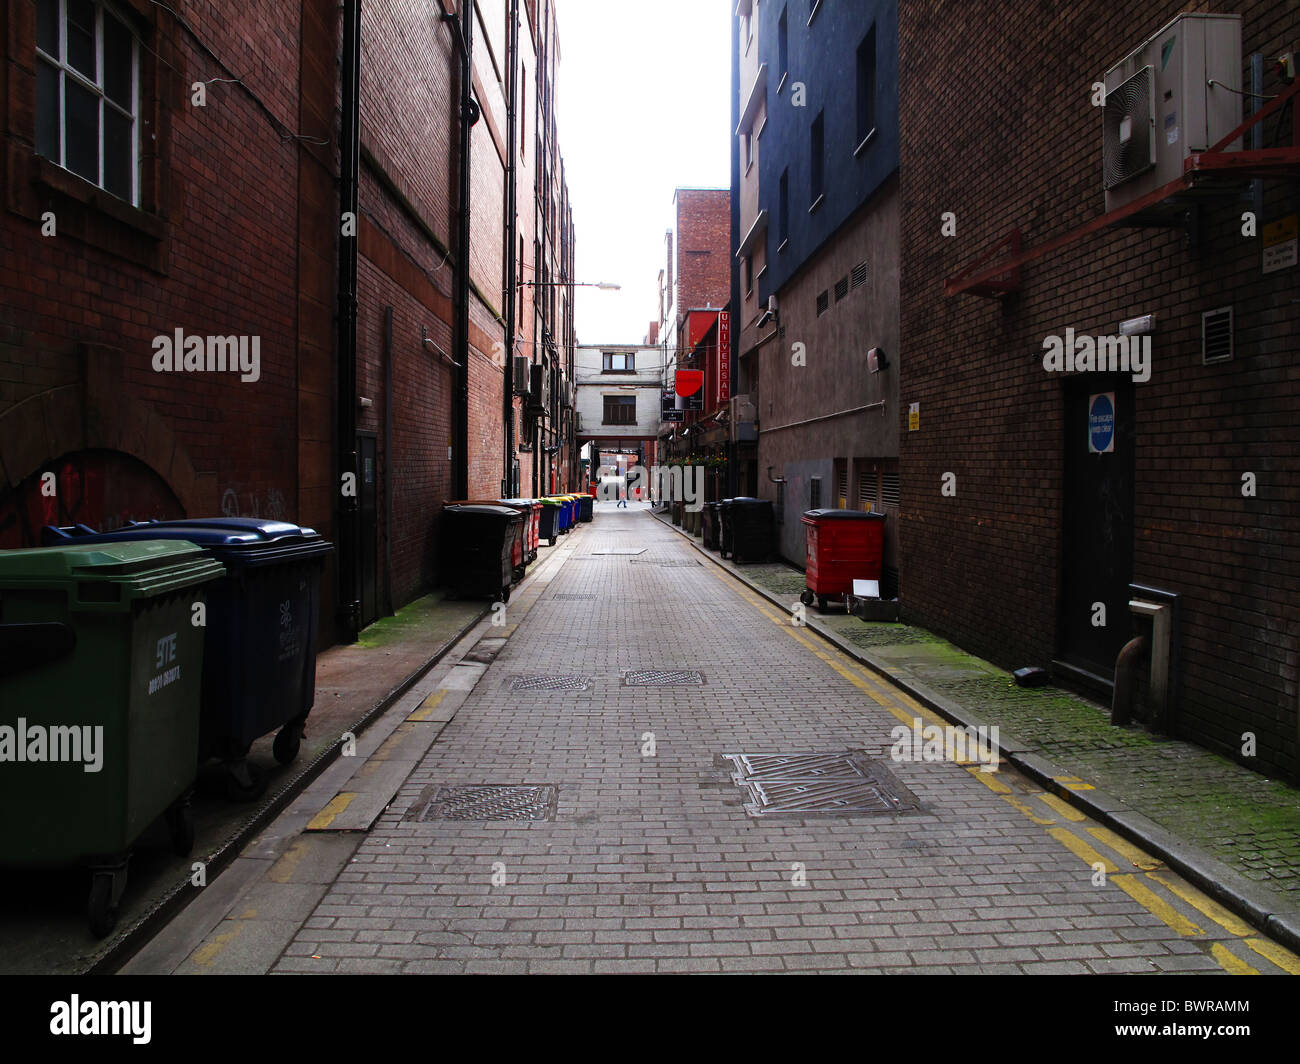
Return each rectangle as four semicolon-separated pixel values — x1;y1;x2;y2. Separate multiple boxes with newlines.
35;0;141;207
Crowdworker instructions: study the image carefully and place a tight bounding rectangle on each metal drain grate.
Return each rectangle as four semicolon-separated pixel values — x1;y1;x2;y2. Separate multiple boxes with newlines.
590;549;646;556
624;669;706;686
631;559;701;567
723;751;918;818
510;674;591;691
410;784;558;821
553;594;598;601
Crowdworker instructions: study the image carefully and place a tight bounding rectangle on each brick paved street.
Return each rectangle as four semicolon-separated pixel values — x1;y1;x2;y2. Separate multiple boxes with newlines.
202;505;1292;975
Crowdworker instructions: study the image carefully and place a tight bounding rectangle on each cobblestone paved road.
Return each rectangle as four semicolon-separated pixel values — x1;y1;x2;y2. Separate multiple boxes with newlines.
272;507;1300;974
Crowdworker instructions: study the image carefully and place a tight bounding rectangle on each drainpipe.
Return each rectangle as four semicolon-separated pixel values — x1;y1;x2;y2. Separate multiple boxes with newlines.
383;305;394;616
502;0;520;496
442;4;475;501
336;0;361;644
1111;634;1148;728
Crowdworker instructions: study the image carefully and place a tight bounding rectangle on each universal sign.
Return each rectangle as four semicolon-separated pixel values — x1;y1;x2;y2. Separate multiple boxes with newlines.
151;329;261;382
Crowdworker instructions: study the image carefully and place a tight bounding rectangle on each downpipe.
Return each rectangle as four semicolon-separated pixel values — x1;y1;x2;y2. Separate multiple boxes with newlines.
1111;634;1149;728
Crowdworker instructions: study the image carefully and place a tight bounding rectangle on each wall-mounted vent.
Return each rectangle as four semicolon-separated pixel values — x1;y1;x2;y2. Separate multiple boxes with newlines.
881;473;900;507
1202;306;1233;364
857;468;876;509
834;276;849;302
816;291;829;316
850;262;868;290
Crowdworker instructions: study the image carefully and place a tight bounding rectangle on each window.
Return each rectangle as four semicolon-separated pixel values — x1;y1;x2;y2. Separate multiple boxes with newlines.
744;254;753;295
815;290;828;316
856;27;876;150
602;351;634;372
35;0;140;205
808;0;823;25
743;128;753;172
602;396;637;425
778;168;789;246
777;8;788;85
810;110;824;204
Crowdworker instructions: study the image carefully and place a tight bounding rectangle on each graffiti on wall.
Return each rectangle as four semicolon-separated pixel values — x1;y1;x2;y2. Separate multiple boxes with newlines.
0;450;185;549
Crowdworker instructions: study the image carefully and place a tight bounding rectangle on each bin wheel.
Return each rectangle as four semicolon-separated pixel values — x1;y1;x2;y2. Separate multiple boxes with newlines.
87;870;122;938
165;796;195;857
513;565;526;583
817;596;829;613
273;722;303;766
497;584;511;604
799;589;815;606
548;537;556;547
223;759;267;803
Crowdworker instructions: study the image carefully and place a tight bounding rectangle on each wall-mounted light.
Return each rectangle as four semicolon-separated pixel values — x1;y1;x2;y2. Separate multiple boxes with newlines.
1119;314;1156;336
867;347;889;373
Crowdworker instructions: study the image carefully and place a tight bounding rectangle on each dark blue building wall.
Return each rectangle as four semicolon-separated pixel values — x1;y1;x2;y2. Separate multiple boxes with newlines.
756;0;899;302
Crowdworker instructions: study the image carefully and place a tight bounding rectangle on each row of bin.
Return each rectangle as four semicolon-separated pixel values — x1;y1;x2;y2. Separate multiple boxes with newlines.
1;488;594;936
695;500;887;611
0;518;332;935
439;493;592;603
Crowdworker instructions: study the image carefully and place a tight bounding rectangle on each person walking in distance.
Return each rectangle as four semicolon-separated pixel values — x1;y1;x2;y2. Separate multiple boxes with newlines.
617;484;628;508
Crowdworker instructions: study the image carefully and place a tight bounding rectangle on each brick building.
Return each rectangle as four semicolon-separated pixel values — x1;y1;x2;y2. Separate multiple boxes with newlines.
898;3;1300;778
731;0;902;576
0;0;577;646
655;187;732;479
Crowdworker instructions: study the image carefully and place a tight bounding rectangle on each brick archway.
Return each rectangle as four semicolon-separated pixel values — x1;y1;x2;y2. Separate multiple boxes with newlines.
0;344;215;523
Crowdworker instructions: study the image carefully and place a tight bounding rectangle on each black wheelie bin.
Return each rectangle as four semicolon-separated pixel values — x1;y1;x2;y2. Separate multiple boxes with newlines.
442;504;525;602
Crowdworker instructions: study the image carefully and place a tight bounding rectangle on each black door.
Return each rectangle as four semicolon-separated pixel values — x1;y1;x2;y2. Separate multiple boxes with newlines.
1059;377;1135;679
358;434;378;628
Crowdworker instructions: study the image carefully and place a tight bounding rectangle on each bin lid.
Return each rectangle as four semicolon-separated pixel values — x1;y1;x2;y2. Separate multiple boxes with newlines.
801;508;885;522
729;497;771;507
444;504;524;521
0;540;225;609
43;517;332;568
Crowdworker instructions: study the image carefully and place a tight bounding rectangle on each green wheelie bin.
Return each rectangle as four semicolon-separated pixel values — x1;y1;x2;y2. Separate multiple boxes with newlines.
0;540;225;936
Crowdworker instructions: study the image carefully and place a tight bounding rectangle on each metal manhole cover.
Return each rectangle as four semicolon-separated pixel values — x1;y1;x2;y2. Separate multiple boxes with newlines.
409;784;558;821
722;751;919;817
510;674;591;691
624;669;706;686
631;559;701;566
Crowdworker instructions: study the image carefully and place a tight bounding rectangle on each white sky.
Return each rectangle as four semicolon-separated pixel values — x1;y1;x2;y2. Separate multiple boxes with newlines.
556;0;732;345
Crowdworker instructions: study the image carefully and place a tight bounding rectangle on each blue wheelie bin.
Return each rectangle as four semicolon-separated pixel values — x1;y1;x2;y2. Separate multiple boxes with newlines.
44;518;333;801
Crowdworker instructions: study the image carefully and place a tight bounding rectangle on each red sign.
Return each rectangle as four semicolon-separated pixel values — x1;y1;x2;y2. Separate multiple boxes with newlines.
686;311;714;350
717;310;730;403
675;369;704;397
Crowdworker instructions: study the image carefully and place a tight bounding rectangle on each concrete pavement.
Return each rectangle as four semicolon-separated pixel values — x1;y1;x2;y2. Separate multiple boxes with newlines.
125;503;1300;974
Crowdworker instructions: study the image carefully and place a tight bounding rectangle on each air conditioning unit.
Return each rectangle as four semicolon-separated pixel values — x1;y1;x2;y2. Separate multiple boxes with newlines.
1102;13;1241;211
528;363;551;416
766;294;778;314
513;356;530;396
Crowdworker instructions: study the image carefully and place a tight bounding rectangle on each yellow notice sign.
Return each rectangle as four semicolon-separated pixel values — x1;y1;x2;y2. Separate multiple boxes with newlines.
908;403;920;432
1263;214;1298;275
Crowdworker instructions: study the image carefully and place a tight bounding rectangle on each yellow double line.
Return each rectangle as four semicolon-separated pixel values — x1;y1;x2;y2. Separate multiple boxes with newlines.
720;572;1300;975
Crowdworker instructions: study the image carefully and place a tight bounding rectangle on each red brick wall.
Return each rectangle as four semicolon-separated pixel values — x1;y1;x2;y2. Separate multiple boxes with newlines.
1;0;310;535
899;1;1300;776
675;189;732;320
